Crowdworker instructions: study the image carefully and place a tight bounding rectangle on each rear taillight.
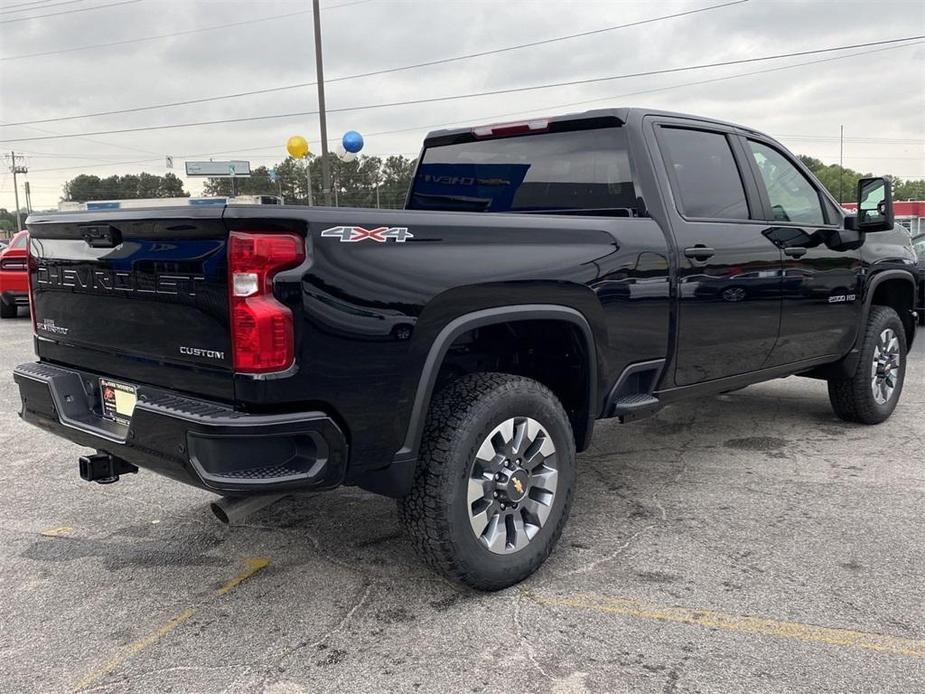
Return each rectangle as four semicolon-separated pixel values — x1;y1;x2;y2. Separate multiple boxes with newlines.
26;237;36;335
228;231;305;374
0;258;26;270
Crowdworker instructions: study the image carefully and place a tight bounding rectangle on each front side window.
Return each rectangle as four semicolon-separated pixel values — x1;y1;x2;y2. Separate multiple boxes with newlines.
657;127;750;220
408;127;638;214
748;141;825;225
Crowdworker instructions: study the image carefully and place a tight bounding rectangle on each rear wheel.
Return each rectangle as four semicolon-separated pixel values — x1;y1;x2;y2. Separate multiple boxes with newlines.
828;305;906;424
0;300;16;319
398;372;575;590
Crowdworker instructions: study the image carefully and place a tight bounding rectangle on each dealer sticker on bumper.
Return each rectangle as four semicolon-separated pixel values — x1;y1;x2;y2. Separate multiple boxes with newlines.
100;378;137;425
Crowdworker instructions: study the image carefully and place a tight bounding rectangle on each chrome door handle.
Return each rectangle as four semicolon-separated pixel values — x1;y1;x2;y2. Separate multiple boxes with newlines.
684;245;715;261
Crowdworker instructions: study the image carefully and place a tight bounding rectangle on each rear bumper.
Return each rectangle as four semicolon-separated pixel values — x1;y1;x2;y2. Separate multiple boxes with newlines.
1;290;28;306
14;361;348;494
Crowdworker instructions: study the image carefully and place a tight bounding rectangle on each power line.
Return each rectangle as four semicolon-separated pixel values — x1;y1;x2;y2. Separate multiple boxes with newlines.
0;0;89;16
0;0;82;10
778;136;925;144
347;39;925;146
0;0;365;60
1;0;59;8
0;0;140;24
22;40;925;174
1;0;751;126
0;119;163;156
3;34;923;144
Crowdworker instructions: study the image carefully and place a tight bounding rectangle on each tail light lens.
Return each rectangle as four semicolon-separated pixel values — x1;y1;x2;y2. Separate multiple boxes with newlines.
0;258;26;270
228;231;305;373
26;235;37;335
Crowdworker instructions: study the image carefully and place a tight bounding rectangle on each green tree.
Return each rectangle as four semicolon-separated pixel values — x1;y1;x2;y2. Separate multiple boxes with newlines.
63;172;189;201
201;154;417;207
201;165;279;197
892;177;925;201
798;155;869;204
798;155;925;203
0;207;29;232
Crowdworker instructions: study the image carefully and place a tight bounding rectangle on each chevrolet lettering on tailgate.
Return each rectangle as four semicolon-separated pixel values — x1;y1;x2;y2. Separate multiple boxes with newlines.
36;265;206;297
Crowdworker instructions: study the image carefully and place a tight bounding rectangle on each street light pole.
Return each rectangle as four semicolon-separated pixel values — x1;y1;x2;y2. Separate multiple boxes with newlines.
312;0;332;206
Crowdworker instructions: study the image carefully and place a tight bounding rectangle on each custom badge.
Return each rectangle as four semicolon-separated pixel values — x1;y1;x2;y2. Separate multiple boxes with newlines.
36;318;68;335
321;226;413;243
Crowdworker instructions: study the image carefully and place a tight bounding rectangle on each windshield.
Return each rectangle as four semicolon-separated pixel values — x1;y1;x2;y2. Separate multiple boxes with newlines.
408;127;638;215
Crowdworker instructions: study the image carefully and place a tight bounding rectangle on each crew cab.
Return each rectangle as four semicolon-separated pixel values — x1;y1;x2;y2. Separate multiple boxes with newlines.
1;230;30;318
14;108;916;589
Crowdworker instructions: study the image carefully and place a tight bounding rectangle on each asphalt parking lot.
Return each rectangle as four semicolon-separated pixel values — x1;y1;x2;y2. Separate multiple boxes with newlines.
0;313;922;694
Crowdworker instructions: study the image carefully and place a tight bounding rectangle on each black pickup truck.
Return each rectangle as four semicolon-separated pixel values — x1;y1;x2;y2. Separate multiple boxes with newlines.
14;108;916;589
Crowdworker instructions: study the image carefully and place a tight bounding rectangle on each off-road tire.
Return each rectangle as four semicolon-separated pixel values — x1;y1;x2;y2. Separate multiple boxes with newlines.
398;372;576;590
0;301;16;319
828;305;906;424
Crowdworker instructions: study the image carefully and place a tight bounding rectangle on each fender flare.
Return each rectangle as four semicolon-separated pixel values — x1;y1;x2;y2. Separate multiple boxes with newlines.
824;269;918;379
394;304;598;465
864;269;917;347
862;269;916;320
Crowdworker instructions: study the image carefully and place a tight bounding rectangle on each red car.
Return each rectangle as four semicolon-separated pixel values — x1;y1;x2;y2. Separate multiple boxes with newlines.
0;230;29;319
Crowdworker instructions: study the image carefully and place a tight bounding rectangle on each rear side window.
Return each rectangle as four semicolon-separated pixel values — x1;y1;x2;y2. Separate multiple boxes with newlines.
408;127;638;214
11;233;27;249
748;141;825;225
658;127;750;220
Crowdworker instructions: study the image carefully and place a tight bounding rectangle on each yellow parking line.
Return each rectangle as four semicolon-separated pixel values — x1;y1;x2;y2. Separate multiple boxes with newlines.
73;608;196;692
40;527;73;538
531;593;925;659
217;557;270;595
73;556;270;692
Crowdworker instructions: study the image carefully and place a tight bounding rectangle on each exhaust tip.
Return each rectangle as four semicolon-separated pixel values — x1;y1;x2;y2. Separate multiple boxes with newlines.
209;493;287;525
210;501;231;525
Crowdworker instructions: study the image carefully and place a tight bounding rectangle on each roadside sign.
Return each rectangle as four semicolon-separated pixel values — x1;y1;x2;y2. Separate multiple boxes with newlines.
184;160;251;178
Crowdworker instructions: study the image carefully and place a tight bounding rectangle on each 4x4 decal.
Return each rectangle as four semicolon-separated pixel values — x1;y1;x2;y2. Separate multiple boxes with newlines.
321;225;414;243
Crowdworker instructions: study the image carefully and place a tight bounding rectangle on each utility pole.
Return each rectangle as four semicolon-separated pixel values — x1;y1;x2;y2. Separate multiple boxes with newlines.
838;125;844;203
312;0;332;206
8;151;28;230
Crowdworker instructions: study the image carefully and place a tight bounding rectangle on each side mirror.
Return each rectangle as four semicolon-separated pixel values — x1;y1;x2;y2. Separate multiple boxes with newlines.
856;177;894;232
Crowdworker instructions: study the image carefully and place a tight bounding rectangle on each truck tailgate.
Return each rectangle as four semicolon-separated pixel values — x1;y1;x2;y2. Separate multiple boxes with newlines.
26;208;234;401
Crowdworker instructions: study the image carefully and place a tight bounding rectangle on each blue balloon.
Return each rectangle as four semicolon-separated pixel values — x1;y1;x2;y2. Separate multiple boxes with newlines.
342;130;364;154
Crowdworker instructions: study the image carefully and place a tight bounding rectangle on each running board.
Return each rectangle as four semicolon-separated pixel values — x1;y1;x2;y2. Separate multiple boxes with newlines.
609;394;660;422
604;359;665;422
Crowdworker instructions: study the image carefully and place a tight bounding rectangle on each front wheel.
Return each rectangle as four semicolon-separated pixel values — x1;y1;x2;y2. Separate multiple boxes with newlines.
828;305;907;424
0;300;16;319
398;373;576;590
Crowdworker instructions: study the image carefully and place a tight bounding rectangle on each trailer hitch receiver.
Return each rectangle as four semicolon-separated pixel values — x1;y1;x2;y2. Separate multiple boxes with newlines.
79;452;139;484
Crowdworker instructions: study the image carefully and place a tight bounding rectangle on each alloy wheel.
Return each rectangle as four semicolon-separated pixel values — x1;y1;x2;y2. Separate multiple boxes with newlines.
467;417;558;554
871;327;901;405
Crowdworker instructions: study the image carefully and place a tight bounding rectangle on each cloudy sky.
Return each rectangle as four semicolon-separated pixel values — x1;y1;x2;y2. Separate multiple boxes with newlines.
0;0;923;210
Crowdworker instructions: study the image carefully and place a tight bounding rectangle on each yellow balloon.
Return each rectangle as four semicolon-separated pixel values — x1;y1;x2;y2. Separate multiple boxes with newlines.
286;135;309;159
